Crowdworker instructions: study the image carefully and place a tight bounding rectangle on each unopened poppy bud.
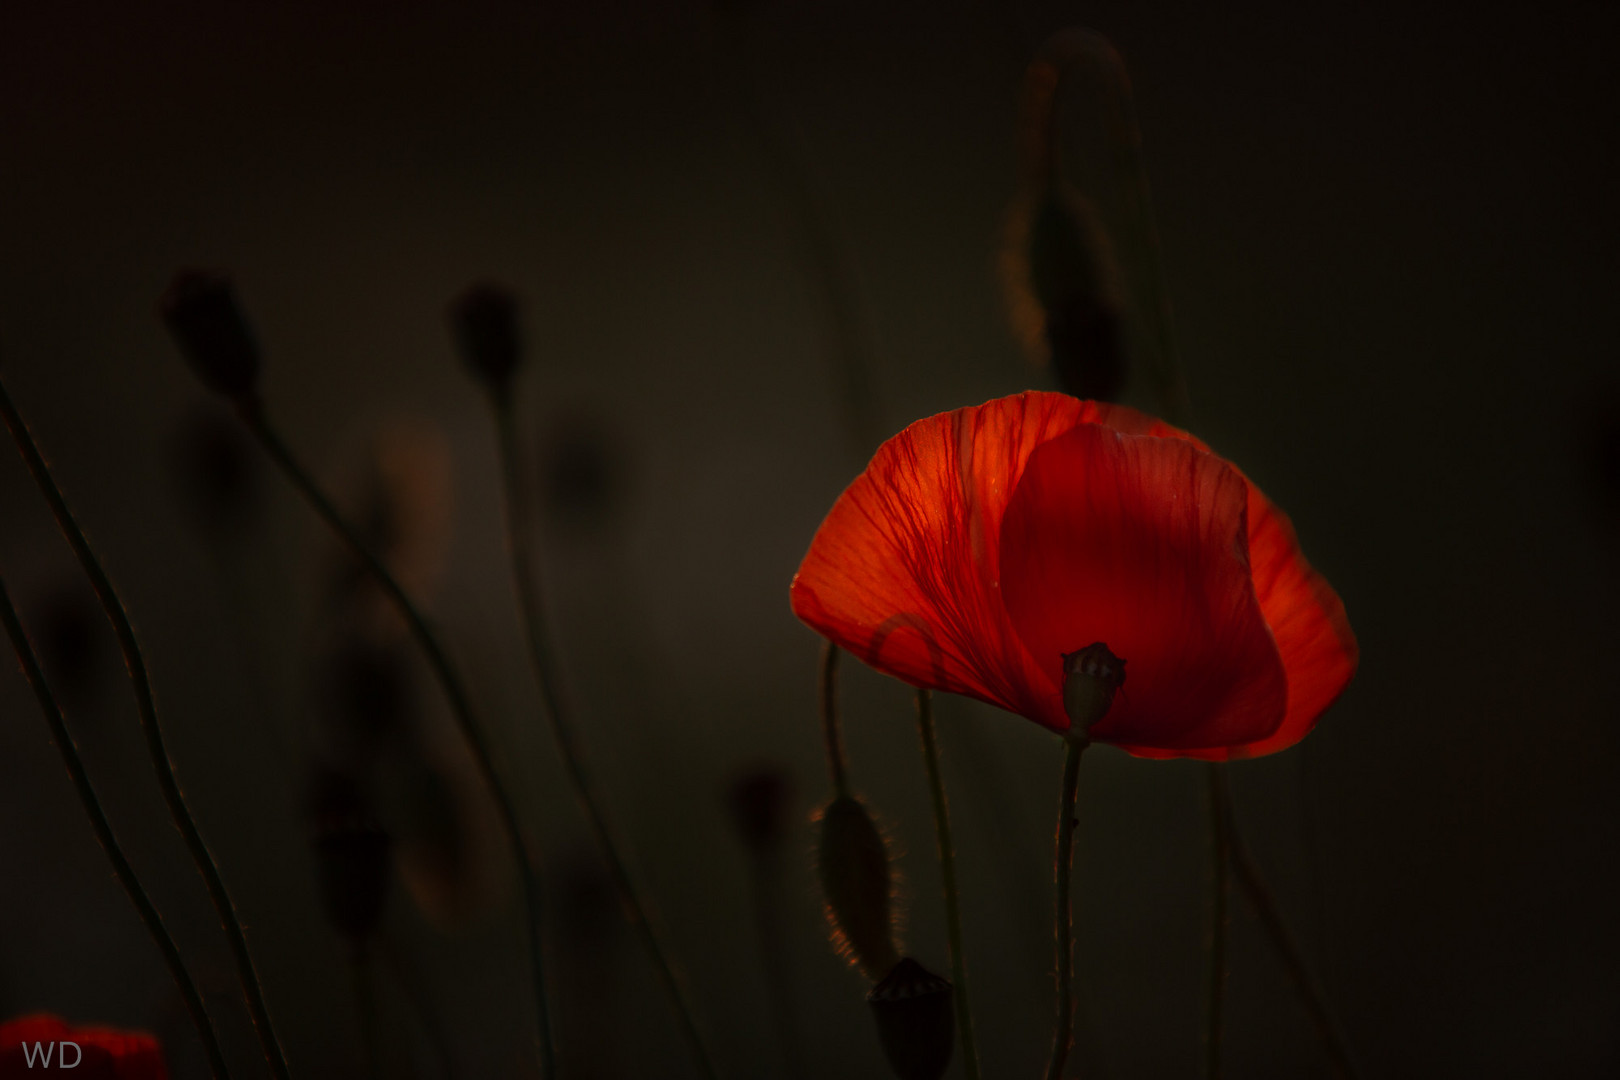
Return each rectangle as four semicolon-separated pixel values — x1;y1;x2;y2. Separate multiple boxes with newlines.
1061;641;1125;741
449;283;521;393
311;772;393;940
815;794;900;979
726;763;793;856
867;957;954;1080
160;271;261;402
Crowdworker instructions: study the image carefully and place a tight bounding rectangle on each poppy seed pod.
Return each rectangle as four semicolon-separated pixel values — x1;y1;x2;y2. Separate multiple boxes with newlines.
160;271;261;402
814;794;900;979
311;773;393;940
449;283;521;393
1061;641;1125;742
867;957;954;1080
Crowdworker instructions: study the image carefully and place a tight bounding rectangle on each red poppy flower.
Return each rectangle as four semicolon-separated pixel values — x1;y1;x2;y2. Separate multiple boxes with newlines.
790;392;1357;759
0;1014;167;1079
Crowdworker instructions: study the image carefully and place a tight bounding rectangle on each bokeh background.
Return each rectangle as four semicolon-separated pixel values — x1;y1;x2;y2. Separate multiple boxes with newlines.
3;1;1619;1077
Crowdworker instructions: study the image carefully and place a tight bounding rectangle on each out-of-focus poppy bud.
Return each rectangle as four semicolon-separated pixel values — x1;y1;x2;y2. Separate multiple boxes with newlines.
866;957;954;1080
310;771;393;940
159;271;260;402
449;284;521;394
0;1013;168;1079
1003;189;1128;402
319;639;416;756
814;794;900;979
726;763;793;856
169;406;258;532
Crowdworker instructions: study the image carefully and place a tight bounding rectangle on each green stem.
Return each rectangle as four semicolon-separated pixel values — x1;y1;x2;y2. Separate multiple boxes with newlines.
0;375;285;1079
0;573;232;1080
1218;780;1356;1080
490;398;719;1079
1045;737;1086;1080
820;642;851;798
915;689;981;1080
238;400;556;1078
1204;764;1231;1080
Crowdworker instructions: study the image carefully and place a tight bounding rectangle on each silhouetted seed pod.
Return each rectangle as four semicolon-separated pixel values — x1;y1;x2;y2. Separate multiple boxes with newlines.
449;284;521;394
867;958;954;1080
310;772;393;940
726;763;793;856
160;271;261;402
815;794;900;979
1046;295;1125;403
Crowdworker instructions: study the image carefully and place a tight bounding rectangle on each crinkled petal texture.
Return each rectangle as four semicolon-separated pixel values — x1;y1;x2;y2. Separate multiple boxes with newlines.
790;391;1357;760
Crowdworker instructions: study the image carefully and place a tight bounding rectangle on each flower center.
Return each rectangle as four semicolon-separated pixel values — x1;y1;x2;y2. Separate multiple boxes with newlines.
1060;642;1125;741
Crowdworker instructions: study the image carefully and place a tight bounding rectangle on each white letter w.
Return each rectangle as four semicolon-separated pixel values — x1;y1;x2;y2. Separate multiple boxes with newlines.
20;1040;54;1067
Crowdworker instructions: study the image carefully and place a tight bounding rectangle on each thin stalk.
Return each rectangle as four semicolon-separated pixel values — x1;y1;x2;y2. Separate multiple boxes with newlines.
0;574;232;1080
0;375;287;1079
1219;781;1357;1080
1204;764;1231;1080
820;642;851;798
237;400;556;1078
915;689;981;1080
490;398;719;1080
1045;738;1086;1080
353;945;380;1080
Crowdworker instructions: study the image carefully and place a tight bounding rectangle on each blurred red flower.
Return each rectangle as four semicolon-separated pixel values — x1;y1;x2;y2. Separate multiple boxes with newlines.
791;392;1357;759
0;1014;167;1079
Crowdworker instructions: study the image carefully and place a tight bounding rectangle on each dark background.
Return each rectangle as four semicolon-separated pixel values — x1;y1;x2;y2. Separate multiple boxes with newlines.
2;1;1618;1077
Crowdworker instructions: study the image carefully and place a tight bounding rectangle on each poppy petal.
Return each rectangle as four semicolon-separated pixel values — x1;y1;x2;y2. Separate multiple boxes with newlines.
791;392;1089;725
999;423;1289;751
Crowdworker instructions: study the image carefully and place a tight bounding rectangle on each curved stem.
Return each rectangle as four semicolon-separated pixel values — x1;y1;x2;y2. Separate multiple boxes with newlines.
820;642;851;798
0;375;286;1079
238;400;556;1078
1045;737;1086;1080
1204;764;1231;1080
915;690;981;1080
1218;780;1356;1079
490;398;720;1079
0;574;232;1080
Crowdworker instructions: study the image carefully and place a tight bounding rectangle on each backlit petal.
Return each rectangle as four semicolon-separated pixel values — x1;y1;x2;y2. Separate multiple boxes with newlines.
999;423;1289;750
791;392;1089;725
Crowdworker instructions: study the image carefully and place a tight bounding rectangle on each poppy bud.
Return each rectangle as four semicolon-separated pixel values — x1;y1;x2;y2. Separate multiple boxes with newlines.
160;271;261;402
726;763;793;856
311;771;393;940
814;794;900;979
1061;641;1125;741
867;957;954;1080
449;283;521;394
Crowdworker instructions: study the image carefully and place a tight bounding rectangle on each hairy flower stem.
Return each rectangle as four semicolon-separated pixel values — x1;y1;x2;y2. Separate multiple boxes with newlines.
915;689;981;1080
1045;737;1086;1080
1205;764;1232;1080
0;375;286;1079
237;400;557;1078
490;398;720;1080
0;575;232;1080
1217;778;1357;1080
820;642;852;798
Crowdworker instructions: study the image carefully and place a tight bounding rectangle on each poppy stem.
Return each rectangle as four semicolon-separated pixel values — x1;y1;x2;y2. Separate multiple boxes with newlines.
0;375;286;1080
353;944;380;1080
236;400;558;1079
1045;736;1087;1080
489;397;720;1080
915;689;981;1080
0;573;233;1080
1204;764;1231;1080
821;642;852;798
1217;776;1357;1079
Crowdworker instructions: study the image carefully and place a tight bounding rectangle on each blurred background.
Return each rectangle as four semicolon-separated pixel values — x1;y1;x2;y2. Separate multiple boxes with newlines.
2;1;1618;1077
